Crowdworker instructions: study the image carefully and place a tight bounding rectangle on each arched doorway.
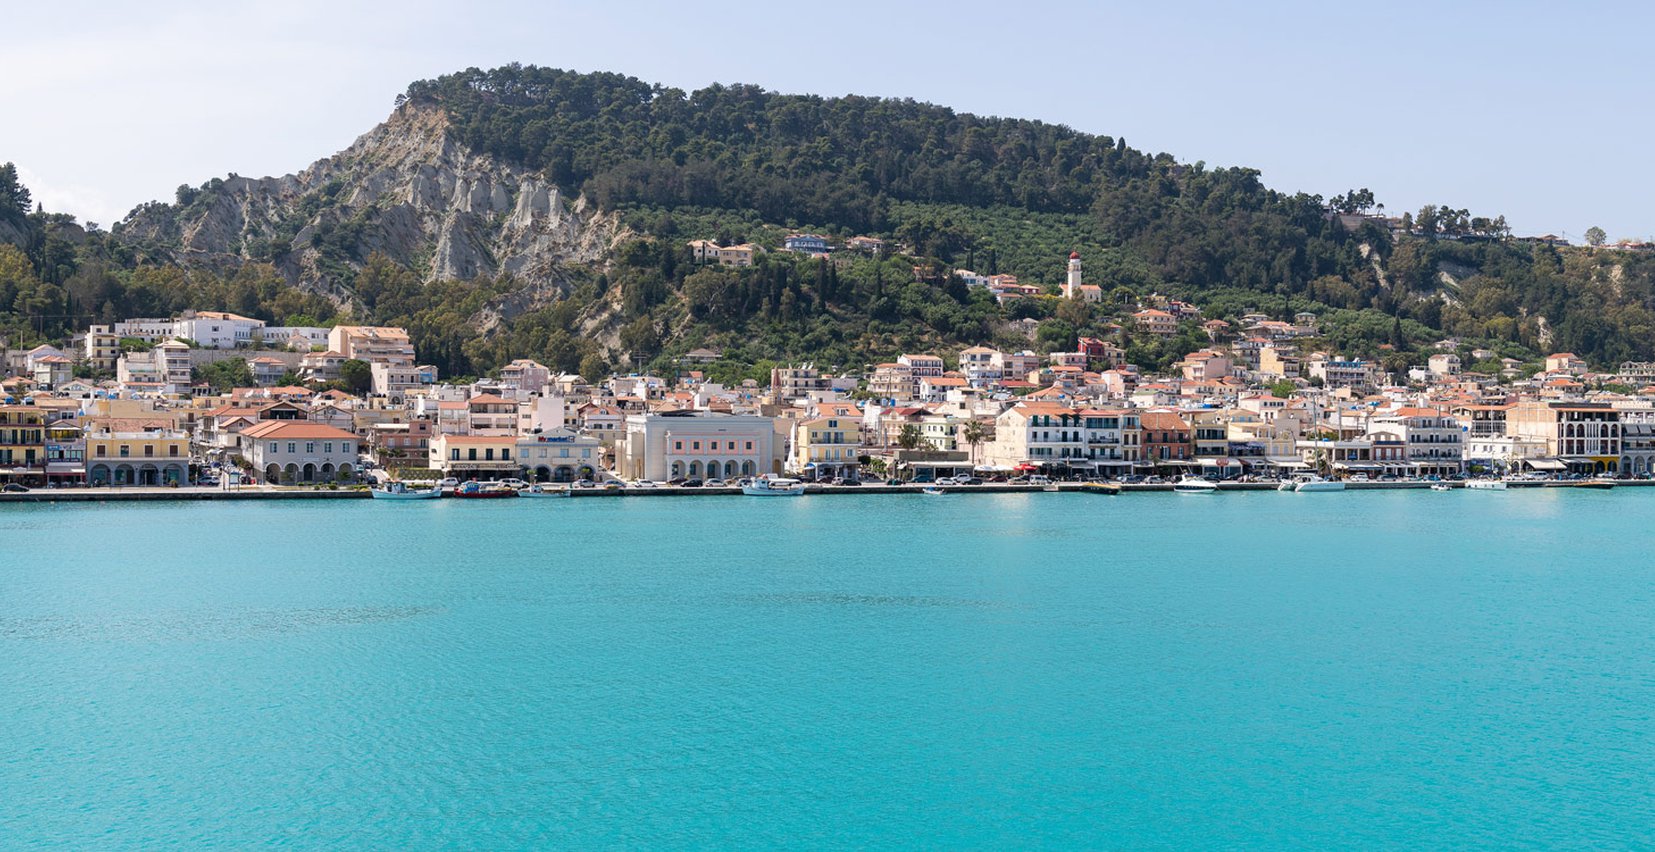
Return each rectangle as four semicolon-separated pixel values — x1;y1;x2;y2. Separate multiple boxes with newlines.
284;464;299;484
162;464;184;485
302;463;317;482
320;463;335;480
90;464;111;485
577;464;596;480
137;464;159;486
670;461;684;479
553;465;574;482
689;461;702;478
534;466;552;482
741;460;755;477
265;464;280;483
337;463;353;481
724;461;738;479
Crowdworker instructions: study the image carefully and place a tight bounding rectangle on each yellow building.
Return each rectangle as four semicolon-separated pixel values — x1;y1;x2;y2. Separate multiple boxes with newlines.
792;411;863;479
0;404;47;483
84;419;191;485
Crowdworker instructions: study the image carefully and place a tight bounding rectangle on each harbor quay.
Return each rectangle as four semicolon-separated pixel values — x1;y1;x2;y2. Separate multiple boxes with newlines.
2;478;1649;503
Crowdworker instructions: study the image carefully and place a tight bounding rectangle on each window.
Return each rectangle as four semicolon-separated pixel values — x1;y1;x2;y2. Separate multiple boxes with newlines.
450;449;460;460
269;442;278;454
306;442;316;454
485;449;494;460
324;442;333;454
288;443;297;454
468;449;477;461
169;445;179;457
502;449;510;460
96;444;106;457
745;441;753;451
692;441;701;451
674;440;682;451
119;445;129;458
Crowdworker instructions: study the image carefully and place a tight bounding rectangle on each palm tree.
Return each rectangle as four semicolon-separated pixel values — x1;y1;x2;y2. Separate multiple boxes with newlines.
961;419;985;466
897;423;923;451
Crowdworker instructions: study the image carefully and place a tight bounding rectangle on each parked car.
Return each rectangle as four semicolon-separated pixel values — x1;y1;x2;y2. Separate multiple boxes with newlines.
680;478;703;488
833;477;862;486
958;476;984;485
2;483;30;492
705;478;726;487
630;480;660;489
574;479;597;489
499;478;529;490
885;478;904;486
1028;475;1051;485
438;477;459;488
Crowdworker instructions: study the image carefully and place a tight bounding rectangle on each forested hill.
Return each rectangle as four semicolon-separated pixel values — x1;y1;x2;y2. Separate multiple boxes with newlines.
3;65;1654;381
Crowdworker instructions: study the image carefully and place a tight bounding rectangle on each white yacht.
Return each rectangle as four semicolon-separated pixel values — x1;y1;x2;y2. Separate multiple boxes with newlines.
1173;476;1220;494
1465;479;1508;491
1290;474;1346;493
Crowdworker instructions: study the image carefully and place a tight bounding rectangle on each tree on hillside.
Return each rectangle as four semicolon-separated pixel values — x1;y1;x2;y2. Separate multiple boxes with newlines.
1586;226;1607;248
339;359;373;394
0;162;30;225
897;424;923;451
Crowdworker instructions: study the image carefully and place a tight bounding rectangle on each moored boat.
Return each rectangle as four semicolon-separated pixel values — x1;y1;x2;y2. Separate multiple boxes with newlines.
742;476;807;496
370;481;442;500
453;481;518;499
1431;483;1453;492
1080;482;1120;495
922;486;947;496
518;485;570;498
1292;475;1346;493
1465;479;1508;490
1574;479;1616;490
1173;476;1219;494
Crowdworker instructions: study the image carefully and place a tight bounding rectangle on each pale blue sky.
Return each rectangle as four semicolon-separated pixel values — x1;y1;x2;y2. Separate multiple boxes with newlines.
3;0;1649;241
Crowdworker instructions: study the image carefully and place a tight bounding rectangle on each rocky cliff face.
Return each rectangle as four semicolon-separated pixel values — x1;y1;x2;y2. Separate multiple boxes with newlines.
116;103;626;305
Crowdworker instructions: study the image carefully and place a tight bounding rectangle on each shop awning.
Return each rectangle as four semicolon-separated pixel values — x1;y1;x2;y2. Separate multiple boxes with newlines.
1560;457;1596;465
1523;458;1566;471
1198;457;1240;467
1268;459;1311;469
1335;462;1383;471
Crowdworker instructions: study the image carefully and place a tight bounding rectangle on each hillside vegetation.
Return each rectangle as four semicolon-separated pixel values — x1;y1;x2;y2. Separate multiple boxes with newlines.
1;65;1652;380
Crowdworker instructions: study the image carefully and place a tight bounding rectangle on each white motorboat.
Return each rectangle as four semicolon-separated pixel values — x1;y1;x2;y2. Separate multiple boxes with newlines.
1173;476;1219;494
518;485;570;498
742;476;807;496
1431;483;1453;492
1292;475;1346;493
1465;479;1508;490
370;482;442;500
922;486;947;496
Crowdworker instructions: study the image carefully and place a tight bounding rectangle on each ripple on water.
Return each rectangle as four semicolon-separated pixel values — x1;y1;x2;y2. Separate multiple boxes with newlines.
0;605;440;642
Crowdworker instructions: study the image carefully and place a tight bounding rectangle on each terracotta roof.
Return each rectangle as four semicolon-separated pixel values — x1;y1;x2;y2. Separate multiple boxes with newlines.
244;421;359;440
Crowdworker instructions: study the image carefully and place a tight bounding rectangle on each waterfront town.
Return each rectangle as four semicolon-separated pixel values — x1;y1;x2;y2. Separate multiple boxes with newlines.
0;249;1650;494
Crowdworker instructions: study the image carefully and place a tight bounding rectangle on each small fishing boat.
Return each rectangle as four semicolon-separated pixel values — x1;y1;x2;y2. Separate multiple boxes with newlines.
370;481;442;500
742;476;807;496
1465;479;1508;490
518;485;570;498
922;486;947;496
1574;479;1616;490
1173;476;1219;494
1080;482;1120;495
1431;483;1453;492
452;481;518;499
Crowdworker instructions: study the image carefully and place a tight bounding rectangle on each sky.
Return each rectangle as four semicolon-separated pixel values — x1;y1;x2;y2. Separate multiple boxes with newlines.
3;0;1651;240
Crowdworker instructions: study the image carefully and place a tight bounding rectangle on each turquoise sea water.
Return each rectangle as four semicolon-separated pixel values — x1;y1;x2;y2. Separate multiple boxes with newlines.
3;490;1654;848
